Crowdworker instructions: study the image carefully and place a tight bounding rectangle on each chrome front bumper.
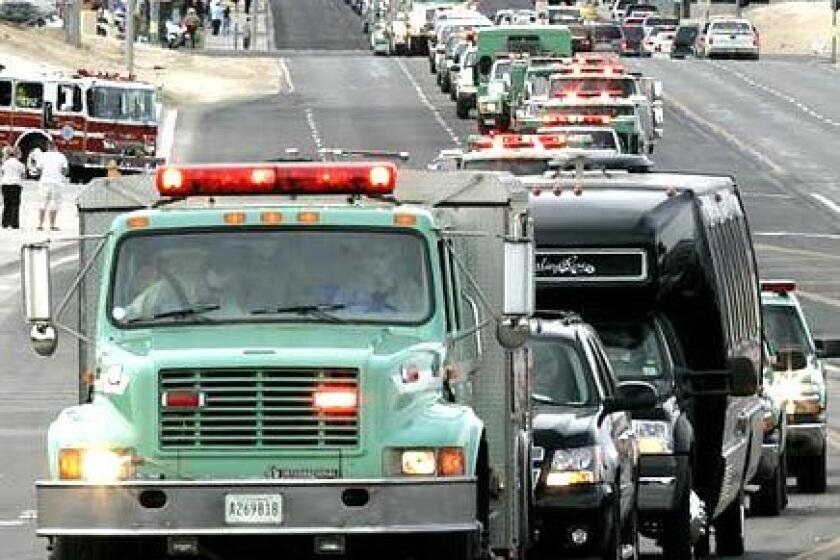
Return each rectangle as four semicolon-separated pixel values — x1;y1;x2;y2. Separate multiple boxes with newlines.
36;477;477;537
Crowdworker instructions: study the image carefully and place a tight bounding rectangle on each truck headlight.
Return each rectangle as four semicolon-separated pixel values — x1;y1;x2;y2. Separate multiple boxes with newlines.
479;101;497;113
59;447;136;482
386;447;466;476
545;446;601;486
402;449;437;475
633;420;673;454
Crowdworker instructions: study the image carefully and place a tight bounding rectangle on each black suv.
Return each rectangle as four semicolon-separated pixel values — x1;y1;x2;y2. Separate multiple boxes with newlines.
529;316;656;559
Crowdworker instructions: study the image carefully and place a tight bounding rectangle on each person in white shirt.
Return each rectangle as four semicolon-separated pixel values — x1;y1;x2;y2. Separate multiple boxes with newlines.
1;146;26;229
210;0;223;35
34;143;69;231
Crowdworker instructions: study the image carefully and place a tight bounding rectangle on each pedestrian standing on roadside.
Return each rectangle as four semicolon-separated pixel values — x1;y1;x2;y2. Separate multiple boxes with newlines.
210;0;223;36
222;4;231;35
1;146;25;229
183;7;201;48
33;143;69;232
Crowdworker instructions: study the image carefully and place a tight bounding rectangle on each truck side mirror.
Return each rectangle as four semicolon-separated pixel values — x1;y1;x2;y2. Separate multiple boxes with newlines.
21;244;58;357
599;381;658;426
729;356;759;396
502;239;534;317
815;338;840;359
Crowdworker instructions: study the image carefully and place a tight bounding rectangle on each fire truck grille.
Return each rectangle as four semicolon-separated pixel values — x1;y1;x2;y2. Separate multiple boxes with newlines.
158;368;359;449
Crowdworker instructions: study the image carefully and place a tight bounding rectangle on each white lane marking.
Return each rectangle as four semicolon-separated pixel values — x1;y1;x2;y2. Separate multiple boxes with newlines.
754;232;840;241
710;60;840;129
0;520;24;527
278;58;295;94
796;289;840;310
304;108;323;153
811;193;840;215
156;108;178;164
826;364;840;375
741;192;794;199
0;510;36;528
395;58;462;148
665;94;784;174
790;536;840;560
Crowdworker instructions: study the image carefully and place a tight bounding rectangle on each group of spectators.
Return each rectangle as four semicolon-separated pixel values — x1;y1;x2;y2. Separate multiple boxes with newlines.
180;0;252;48
0;143;69;231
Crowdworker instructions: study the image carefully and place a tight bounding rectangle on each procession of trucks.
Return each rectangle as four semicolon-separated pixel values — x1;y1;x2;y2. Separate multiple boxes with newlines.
12;1;837;559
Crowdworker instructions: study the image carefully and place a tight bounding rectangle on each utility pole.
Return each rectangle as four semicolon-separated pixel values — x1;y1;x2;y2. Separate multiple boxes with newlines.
126;0;135;75
64;0;81;47
832;1;837;65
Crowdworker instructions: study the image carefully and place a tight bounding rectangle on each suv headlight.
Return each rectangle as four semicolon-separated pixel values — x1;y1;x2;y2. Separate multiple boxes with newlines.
545;446;602;486
633;420;673;454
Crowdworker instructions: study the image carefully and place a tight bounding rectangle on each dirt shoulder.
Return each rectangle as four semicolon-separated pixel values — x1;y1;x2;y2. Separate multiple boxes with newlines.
746;2;837;55
0;23;281;105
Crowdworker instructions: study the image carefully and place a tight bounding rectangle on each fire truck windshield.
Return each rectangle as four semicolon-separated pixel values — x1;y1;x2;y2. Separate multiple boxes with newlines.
88;86;156;123
110;229;433;327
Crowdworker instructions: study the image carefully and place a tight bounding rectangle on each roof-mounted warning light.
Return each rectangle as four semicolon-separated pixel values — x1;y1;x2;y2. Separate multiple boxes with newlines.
760;280;797;295
541;114;612;126
155;163;397;197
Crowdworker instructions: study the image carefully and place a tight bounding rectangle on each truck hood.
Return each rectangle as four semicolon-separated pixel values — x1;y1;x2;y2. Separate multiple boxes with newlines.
532;405;600;449
112;325;434;367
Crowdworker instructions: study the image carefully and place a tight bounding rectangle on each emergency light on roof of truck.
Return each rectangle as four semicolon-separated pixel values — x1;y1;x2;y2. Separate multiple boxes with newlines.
155;163;397;197
554;90;625;100
555;65;625;76
541;114;611;126
760;280;796;295
468;134;573;152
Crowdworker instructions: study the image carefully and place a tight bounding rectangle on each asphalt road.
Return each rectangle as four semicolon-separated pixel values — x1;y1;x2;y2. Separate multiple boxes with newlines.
3;2;840;559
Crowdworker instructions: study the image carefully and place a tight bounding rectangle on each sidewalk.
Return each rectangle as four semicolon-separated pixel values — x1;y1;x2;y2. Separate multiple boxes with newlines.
0;182;81;275
203;0;273;52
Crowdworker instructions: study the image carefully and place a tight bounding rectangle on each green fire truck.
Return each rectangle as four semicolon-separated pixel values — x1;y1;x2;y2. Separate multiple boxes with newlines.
21;163;536;559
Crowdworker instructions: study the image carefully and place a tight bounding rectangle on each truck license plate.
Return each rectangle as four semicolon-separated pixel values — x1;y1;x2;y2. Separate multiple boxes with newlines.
224;494;283;524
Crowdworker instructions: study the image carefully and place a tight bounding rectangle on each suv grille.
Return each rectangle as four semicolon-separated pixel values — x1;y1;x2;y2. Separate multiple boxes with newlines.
158;368;359;449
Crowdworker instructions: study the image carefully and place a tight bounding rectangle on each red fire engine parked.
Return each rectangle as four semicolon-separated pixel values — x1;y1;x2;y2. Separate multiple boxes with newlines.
0;68;161;181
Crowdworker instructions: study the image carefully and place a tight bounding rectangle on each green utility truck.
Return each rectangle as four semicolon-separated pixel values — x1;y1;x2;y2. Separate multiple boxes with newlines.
21;163;536;559
514;98;661;155
473;26;573;132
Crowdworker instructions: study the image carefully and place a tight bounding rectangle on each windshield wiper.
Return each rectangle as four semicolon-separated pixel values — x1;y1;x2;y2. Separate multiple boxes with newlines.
125;304;221;324
249;304;347;323
532;393;561;405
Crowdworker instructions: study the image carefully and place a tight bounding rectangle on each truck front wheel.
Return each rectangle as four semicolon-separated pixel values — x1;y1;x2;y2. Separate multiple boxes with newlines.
661;463;694;557
713;489;745;557
797;443;827;493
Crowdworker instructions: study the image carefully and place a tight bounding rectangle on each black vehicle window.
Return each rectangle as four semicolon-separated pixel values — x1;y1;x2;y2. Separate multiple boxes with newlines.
438;241;455;333
763;305;813;355
675;25;699;42
0;81;11;107
597;322;667;380
529;337;596;406
507;35;542;54
622;26;644;40
58;84;83;113
14;82;43;110
590;25;622;41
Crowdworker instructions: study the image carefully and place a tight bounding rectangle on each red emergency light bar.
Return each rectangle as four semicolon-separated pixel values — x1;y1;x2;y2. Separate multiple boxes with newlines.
541;114;612;125
156;163;397;197
760;280;796;295
467;133;571;151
